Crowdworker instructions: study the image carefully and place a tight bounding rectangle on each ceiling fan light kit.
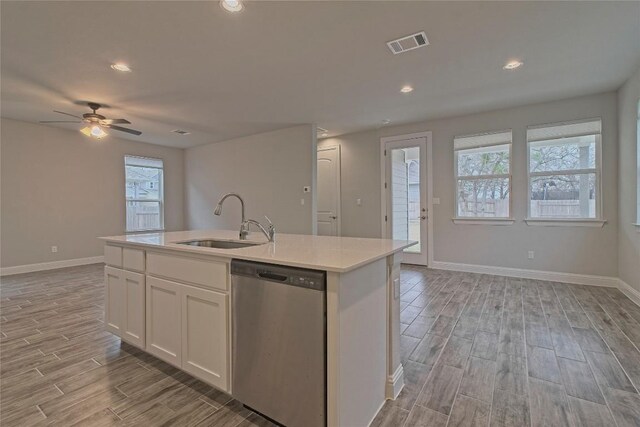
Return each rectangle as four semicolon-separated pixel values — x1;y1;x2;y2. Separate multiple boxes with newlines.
80;125;108;139
39;102;141;139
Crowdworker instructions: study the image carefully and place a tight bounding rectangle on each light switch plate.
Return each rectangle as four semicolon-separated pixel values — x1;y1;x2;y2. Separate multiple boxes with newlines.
433;198;440;205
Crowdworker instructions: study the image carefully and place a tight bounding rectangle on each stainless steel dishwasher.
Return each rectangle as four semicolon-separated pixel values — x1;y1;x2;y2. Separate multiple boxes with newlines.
231;260;326;427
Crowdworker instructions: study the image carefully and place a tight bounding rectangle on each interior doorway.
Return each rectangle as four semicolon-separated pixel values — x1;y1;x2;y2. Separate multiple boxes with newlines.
317;145;341;236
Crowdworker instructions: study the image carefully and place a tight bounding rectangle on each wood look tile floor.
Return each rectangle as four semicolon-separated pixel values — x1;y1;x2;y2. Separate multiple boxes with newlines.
2;264;640;426
373;265;640;427
0;264;277;427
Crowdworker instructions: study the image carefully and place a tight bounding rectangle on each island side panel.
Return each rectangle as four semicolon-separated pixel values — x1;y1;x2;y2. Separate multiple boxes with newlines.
386;252;404;399
326;258;388;427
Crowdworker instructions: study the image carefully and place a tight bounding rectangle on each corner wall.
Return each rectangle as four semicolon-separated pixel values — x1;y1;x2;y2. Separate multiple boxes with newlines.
0;118;185;269
617;66;640;292
184;124;316;235
319;92;619;278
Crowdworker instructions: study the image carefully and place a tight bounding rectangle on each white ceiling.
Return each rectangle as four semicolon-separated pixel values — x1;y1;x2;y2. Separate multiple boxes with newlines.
1;1;639;148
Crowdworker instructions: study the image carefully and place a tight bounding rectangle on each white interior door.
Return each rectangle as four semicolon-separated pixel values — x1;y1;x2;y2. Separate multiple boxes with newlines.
317;145;341;236
384;138;428;265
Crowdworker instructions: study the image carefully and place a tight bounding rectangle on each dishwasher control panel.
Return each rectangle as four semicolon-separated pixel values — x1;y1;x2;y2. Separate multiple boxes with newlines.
231;259;326;291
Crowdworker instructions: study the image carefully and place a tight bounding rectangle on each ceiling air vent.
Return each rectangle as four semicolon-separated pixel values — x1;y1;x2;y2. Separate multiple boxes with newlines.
172;129;191;135
387;31;429;55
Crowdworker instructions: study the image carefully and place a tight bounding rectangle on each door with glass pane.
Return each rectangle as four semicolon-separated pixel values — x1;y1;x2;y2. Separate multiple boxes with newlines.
384;138;428;265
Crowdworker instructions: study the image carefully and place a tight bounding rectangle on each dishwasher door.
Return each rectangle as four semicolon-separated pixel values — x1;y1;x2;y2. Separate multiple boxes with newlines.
231;260;326;427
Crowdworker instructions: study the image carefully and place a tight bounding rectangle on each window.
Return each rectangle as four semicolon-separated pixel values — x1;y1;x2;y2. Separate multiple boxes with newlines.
527;119;602;221
125;156;164;232
454;130;512;219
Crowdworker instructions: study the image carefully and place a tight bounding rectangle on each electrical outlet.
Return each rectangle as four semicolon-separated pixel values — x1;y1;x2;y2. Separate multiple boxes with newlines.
528;251;534;259
51;246;58;253
433;197;440;205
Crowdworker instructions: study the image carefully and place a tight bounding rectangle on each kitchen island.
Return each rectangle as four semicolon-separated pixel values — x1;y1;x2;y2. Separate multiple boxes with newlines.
99;230;414;427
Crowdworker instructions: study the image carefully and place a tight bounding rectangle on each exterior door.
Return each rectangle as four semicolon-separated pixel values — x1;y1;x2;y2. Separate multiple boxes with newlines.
384;137;428;265
317;145;341;236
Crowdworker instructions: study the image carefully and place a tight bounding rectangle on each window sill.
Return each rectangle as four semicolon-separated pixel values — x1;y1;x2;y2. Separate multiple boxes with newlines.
452;218;515;225
524;219;606;227
125;229;166;234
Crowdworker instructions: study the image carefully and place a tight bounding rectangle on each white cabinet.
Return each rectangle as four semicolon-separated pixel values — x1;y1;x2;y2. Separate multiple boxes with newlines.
105;245;231;392
181;284;229;390
105;267;146;349
122;271;145;348
146;276;182;366
105;266;125;335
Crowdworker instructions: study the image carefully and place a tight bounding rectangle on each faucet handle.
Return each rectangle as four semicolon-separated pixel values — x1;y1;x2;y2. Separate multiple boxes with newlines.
264;216;275;242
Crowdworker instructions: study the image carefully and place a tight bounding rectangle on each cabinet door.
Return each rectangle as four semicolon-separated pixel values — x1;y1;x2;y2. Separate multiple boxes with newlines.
146;276;182;366
122;271;145;349
104;266;125;336
181;284;229;391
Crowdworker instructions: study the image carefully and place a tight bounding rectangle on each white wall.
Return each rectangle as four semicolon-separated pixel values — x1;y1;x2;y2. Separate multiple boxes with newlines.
184;125;316;235
0;118;185;268
319;92;619;277
617;66;640;291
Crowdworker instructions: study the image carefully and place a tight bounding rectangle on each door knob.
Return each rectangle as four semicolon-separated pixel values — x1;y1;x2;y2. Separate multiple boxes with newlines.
330;216;337;219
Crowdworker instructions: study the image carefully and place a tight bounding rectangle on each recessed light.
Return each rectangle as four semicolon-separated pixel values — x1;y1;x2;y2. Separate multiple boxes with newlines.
503;60;523;70
400;85;413;93
172;129;191;136
111;63;132;72
221;0;243;12
382;119;391;125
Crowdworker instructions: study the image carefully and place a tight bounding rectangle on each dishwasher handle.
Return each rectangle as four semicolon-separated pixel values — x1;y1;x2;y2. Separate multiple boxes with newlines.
257;271;288;282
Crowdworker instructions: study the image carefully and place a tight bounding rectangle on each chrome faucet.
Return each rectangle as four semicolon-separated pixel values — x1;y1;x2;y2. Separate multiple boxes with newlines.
214;193;249;239
242;216;276;242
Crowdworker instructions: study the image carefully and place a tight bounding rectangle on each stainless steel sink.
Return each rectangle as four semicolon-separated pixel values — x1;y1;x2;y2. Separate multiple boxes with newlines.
175;239;265;249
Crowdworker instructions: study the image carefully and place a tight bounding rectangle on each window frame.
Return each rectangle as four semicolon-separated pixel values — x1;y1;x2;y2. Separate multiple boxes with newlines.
453;129;514;224
124;155;165;233
525;118;605;226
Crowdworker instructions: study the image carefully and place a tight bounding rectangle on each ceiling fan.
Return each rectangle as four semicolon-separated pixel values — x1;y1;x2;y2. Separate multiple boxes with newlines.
39;102;142;138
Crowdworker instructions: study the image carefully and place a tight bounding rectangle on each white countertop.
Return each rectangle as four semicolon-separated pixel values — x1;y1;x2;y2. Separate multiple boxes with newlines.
99;230;416;273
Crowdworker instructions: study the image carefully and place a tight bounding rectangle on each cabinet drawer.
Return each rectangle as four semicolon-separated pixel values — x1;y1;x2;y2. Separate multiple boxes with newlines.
123;248;145;272
104;245;123;268
147;252;228;291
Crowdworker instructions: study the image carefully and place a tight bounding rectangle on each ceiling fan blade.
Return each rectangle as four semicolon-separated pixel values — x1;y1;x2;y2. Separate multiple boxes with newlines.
53;110;82;119
105;124;142;136
39;120;81;123
100;118;131;125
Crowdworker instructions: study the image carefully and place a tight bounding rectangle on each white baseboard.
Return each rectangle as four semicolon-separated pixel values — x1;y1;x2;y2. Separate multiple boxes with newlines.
430;261;619;288
0;256;104;276
385;364;404;400
618;279;640;306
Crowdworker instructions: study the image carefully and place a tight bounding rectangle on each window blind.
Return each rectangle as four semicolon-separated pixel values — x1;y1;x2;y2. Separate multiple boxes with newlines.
125;156;164;169
527;119;601;143
454;130;512;151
